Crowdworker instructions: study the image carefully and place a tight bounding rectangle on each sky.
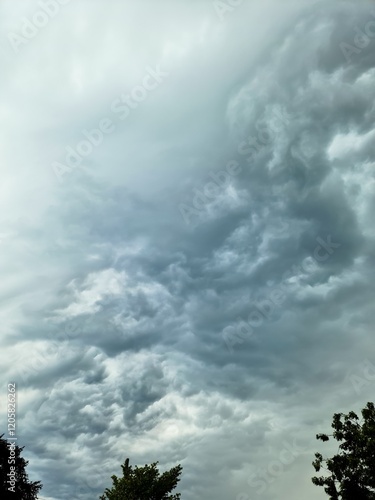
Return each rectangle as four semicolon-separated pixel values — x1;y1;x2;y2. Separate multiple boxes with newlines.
1;0;375;499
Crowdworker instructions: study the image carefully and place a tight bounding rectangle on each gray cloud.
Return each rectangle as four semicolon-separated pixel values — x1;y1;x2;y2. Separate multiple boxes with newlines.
1;1;375;499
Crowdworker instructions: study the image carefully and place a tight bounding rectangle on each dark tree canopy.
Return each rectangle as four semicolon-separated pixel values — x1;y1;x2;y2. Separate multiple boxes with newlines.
0;434;42;499
100;458;182;500
312;401;375;499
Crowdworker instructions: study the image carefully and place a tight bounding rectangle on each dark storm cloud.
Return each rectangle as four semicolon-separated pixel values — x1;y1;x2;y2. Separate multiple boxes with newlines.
1;1;375;500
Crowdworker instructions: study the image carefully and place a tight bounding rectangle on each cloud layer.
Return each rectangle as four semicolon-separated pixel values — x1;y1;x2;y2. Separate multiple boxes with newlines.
1;1;375;499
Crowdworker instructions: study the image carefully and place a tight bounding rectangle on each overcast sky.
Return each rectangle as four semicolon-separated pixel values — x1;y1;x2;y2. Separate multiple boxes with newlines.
1;0;375;499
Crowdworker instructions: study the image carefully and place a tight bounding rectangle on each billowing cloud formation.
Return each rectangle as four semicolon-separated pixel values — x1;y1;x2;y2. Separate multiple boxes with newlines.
1;1;375;499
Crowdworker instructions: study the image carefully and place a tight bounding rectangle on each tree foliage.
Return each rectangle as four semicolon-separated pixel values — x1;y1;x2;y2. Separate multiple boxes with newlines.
100;458;182;500
312;401;375;499
0;434;42;499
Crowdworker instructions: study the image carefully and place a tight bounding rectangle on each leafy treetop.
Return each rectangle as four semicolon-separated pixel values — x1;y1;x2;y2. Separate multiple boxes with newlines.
100;458;182;500
312;401;375;499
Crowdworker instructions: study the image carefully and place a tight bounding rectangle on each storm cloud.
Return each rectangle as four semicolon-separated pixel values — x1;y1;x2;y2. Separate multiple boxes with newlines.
1;1;375;499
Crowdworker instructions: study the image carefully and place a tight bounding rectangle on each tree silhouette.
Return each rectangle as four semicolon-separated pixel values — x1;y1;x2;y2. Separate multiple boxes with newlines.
100;458;182;499
312;401;375;499
0;434;42;499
